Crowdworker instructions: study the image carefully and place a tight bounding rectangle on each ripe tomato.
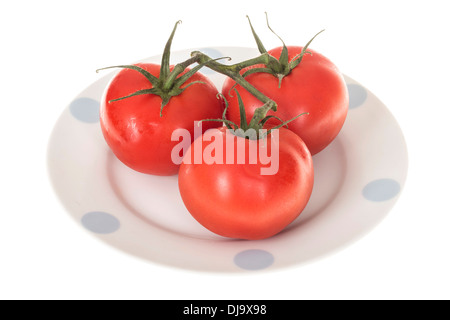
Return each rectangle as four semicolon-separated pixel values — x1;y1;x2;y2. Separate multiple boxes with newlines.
222;46;349;155
100;63;224;175
178;126;314;240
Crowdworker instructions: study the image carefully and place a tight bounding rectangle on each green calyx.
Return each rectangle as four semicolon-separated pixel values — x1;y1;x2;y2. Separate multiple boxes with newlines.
245;13;324;88
201;90;307;141
96;21;218;117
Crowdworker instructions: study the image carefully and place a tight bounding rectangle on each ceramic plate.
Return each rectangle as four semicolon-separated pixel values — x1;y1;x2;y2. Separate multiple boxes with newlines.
47;47;408;272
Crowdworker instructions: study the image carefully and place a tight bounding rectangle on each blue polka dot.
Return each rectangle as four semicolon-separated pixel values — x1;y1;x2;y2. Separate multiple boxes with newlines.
69;97;100;123
81;211;120;234
234;249;274;270
363;179;401;202
347;83;368;109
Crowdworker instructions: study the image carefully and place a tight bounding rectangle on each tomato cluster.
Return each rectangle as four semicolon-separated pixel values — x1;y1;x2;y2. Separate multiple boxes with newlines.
98;16;348;240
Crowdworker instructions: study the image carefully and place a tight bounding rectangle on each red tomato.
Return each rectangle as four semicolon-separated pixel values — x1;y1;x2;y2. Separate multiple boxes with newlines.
100;63;224;175
178;126;314;240
222;46;349;155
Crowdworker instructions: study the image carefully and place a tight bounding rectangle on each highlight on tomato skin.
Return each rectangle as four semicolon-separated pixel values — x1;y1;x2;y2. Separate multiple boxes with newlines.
177;126;314;240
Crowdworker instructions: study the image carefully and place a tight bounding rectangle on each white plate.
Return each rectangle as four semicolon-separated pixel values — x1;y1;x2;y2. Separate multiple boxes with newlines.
47;47;408;272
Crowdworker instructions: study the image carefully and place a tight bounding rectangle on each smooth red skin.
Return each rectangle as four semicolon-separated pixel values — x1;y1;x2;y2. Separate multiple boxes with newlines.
100;63;224;175
178;127;314;240
222;46;349;155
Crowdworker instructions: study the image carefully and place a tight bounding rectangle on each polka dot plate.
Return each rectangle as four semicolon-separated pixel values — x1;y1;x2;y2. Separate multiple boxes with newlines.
47;47;408;272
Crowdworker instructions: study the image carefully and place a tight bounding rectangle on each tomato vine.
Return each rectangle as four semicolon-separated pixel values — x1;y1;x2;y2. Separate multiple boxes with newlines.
96;14;323;122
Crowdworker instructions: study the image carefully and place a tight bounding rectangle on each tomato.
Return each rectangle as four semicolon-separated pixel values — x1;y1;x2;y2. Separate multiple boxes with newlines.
222;46;349;155
178;126;314;240
100;63;224;175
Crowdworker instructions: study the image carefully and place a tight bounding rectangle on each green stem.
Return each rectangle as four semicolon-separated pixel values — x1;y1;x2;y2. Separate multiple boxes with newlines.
190;51;277;112
228;54;269;71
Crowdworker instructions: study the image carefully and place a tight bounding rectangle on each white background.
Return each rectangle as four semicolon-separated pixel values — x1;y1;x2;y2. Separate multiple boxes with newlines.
1;0;449;300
